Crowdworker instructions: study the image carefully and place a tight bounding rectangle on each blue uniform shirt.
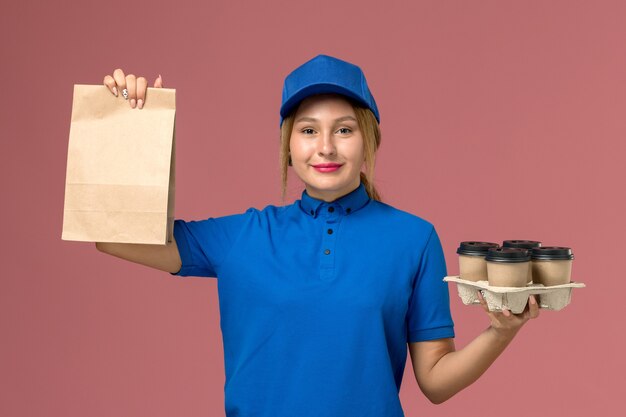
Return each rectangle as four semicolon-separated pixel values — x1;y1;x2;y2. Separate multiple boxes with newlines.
172;182;455;417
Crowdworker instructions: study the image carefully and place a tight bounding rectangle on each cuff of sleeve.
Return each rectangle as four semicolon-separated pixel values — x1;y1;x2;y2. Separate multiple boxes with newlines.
170;220;193;276
408;325;455;343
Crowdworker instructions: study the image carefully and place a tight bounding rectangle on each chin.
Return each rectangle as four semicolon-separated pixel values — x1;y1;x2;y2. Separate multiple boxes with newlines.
308;176;347;189
295;165;360;194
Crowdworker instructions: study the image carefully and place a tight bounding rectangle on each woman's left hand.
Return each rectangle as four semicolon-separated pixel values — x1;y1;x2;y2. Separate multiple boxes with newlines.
477;291;540;339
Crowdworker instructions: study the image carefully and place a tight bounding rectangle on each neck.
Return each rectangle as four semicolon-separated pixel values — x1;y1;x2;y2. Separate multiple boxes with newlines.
305;181;360;203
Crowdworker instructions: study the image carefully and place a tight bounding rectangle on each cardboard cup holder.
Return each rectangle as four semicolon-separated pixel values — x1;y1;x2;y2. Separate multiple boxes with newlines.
444;276;585;314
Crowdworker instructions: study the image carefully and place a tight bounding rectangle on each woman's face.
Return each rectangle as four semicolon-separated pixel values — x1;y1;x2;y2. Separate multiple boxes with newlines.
289;94;364;202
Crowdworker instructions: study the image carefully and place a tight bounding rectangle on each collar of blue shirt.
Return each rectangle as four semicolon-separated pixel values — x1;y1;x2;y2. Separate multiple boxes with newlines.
299;182;370;218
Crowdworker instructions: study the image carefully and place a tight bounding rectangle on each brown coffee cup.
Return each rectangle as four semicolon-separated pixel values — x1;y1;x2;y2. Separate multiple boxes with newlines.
531;247;574;286
486;247;531;287
503;240;542;283
456;242;500;281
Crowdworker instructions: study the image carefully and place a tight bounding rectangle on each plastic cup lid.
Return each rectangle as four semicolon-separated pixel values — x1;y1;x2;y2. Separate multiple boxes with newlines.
457;241;500;256
502;240;542;249
485;247;531;263
531;246;574;260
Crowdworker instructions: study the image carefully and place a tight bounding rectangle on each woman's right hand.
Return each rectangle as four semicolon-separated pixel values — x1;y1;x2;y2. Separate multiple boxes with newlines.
103;69;163;109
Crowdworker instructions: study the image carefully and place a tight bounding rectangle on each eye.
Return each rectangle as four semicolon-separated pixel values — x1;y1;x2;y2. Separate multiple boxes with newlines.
301;128;315;135
337;127;352;135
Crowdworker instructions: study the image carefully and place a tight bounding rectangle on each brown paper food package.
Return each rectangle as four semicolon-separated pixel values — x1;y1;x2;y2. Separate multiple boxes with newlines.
62;85;176;244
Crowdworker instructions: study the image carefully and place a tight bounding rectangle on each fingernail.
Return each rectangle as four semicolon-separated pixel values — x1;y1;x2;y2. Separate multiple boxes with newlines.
112;86;118;97
130;99;136;108
530;295;536;304
137;99;144;109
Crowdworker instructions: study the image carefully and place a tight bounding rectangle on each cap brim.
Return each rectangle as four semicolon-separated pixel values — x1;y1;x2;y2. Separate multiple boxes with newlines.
280;83;371;120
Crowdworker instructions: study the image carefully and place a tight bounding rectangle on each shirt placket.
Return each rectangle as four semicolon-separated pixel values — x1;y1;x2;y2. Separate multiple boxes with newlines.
319;204;341;281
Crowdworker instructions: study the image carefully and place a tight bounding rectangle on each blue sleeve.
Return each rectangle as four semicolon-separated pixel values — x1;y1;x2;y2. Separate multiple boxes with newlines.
170;210;252;278
406;226;455;342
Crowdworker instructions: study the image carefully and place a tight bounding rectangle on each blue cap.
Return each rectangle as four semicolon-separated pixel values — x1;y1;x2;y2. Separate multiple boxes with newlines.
280;54;380;126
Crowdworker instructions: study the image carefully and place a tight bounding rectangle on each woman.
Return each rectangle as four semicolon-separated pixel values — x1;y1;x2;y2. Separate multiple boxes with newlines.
97;54;539;417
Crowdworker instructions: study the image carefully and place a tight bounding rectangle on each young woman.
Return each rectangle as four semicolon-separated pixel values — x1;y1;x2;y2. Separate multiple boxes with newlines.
97;55;540;417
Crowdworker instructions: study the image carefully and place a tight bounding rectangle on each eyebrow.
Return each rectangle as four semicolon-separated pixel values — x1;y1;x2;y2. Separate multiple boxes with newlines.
294;115;358;123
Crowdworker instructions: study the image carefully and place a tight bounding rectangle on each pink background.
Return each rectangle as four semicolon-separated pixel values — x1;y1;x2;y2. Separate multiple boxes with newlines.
2;1;624;416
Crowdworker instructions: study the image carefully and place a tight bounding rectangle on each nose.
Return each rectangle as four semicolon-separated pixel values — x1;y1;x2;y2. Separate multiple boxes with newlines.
317;130;337;157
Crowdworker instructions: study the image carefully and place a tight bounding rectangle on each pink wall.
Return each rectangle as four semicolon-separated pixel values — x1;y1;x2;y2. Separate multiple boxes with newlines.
2;1;624;416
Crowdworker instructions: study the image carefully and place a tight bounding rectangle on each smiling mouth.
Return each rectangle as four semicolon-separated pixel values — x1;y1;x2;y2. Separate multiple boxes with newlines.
312;163;343;168
312;163;343;173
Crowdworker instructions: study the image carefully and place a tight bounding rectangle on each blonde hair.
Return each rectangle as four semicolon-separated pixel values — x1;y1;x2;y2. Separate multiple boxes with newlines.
280;98;382;202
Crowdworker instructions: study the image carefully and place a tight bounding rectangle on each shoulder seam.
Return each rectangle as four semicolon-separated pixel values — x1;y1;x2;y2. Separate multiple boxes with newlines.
215;209;255;273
